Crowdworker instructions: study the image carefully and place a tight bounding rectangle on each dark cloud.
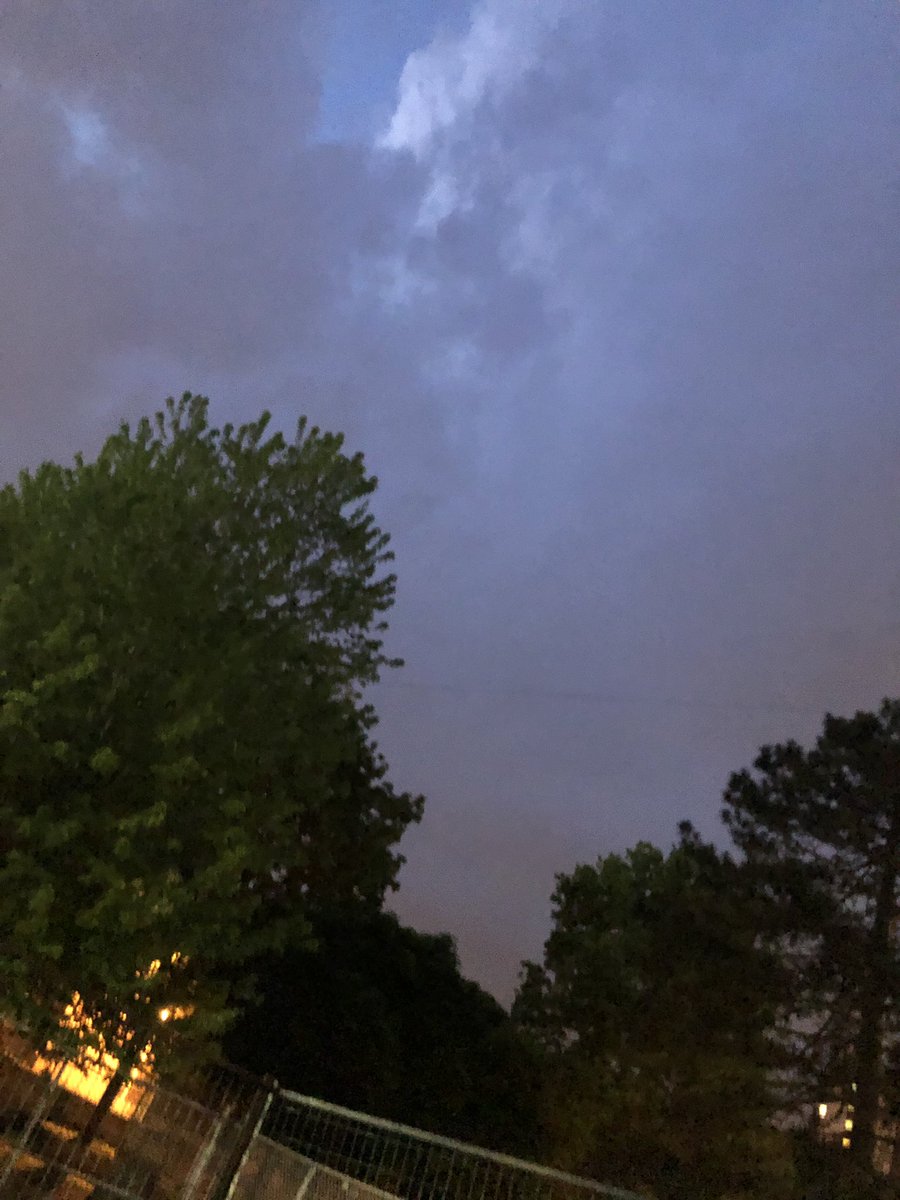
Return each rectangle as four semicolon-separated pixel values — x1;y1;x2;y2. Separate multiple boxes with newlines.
2;0;897;1001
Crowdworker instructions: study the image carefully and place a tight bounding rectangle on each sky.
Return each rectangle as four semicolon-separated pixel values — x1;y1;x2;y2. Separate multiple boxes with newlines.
2;0;898;1002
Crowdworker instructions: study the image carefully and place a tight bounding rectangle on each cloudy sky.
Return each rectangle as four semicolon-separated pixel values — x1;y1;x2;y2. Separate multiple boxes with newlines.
3;0;897;1001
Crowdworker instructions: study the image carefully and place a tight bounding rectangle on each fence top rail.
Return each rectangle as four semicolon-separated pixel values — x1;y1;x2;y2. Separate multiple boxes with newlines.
275;1090;641;1200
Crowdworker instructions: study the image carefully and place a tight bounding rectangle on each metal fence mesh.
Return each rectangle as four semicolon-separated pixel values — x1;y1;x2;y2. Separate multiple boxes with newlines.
0;1040;253;1200
2;1035;639;1200
254;1090;640;1200
230;1140;405;1200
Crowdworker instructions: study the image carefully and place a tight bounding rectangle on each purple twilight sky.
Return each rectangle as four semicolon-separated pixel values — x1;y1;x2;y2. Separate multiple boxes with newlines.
2;0;898;1002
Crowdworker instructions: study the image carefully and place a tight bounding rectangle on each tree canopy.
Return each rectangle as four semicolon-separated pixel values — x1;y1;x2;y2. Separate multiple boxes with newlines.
513;830;792;1200
223;905;542;1158
0;394;420;1071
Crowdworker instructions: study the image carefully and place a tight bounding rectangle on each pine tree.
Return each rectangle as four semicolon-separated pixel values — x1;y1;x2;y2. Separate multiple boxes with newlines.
723;700;900;1173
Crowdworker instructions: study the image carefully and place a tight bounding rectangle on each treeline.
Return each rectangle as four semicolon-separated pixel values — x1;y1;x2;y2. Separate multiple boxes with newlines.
225;703;900;1200
512;700;900;1199
0;396;896;1200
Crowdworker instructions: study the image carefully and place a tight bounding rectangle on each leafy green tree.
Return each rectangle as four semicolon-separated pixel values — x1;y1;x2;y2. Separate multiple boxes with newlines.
513;830;792;1200
265;711;424;911
723;699;900;1176
0;394;419;1082
223;905;542;1158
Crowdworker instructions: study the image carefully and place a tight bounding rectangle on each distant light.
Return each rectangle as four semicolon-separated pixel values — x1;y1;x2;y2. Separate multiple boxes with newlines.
158;1008;172;1023
842;1137;851;1150
818;1103;828;1119
845;1118;853;1132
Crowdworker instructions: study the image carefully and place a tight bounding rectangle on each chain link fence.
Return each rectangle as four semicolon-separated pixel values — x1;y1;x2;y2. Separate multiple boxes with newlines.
2;1034;639;1200
230;1139;406;1200
0;1038;261;1200
231;1090;640;1200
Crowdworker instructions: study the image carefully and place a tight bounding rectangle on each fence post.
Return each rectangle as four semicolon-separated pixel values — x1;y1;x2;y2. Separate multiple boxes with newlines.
208;1078;276;1200
0;1065;60;1192
293;1163;318;1200
180;1110;225;1200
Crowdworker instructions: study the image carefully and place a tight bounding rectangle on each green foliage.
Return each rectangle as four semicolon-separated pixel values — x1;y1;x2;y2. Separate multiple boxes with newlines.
723;699;900;1174
0;393;420;1069
514;831;793;1200
223;905;542;1157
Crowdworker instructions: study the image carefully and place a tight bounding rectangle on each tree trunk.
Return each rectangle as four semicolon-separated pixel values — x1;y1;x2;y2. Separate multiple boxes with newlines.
78;1073;124;1147
850;814;899;1170
852;1004;884;1168
890;1130;900;1181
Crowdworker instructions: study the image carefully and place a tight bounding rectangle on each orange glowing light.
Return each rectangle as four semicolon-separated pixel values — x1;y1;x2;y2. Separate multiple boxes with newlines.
26;953;188;1121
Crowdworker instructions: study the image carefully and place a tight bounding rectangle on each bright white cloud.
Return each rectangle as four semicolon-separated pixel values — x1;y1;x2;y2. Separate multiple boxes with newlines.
379;0;572;157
